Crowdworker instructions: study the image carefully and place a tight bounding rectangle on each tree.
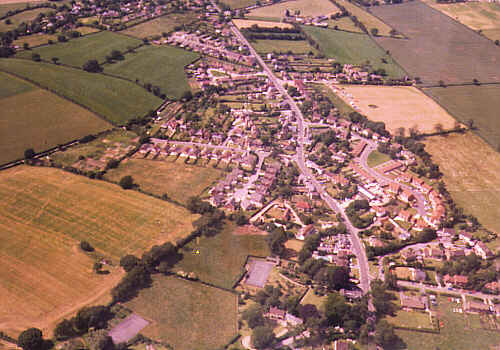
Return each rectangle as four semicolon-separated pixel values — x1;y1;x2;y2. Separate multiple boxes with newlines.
83;59;102;73
57;34;67;42
323;292;349;327
54;319;76;340
80;240;94;252
242;305;265;329
370;28;379;36
93;262;102;273
18;328;43;350
251;326;275;349
120;254;140;272
181;90;193;101
495;39;499;46
438;80;446;87
374;320;398;347
32;53;41;61
119;175;134;189
24;148;35;160
266;227;287;256
51;57;59;64
23;42;29;50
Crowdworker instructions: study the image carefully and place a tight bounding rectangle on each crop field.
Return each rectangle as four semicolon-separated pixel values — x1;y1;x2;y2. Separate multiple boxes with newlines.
424;85;500;148
121;12;197;38
0;6;49;31
335;85;457;135
104;45;199;99
233;18;293;29
423;1;500;42
301;26;406;78
423;132;500;233
248;0;340;19
371;1;500;85
0;58;162;124
125;275;238;350
175;222;270;289
16;31;142;67
104;159;223;205
0;72;112;165
335;0;396;36
0;166;197;336
252;38;317;54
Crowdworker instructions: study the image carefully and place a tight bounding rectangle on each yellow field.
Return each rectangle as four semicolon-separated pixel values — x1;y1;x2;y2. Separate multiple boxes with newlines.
233;18;293;29
334;85;457;135
248;0;340;19
424;133;500;234
0;166;197;336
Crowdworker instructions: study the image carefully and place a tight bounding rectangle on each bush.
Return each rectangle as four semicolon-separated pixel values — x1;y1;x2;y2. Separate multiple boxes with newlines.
18;328;43;350
119;175;134;189
80;241;94;252
83;59;102;73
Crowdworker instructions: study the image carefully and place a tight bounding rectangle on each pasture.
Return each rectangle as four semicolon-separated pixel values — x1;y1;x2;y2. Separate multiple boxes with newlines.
233;18;293;29
252;38;317;54
424;84;500;148
125;275;238;350
327;16;364;33
222;0;259;9
0;58;163;124
371;1;500;85
301;26;406;78
175;222;270;289
104;45;199;100
423;132;500;233
335;85;457;135
335;0;396;36
0;166;197;336
104;158;223;205
121;12;197;38
0;6;49;31
0;72;111;165
248;0;340;19
16;31;142;67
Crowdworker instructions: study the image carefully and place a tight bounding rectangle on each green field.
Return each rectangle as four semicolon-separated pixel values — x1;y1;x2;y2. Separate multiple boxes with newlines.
388;309;433;329
0;7;50;31
125;275;238;350
175;222;270;289
0;72;112;165
335;0;397;36
327;16;364;33
121;12;197;38
0;58;162;124
104;45;199;99
301;26;406;78
252;39;317;54
367;150;391;168
222;0;259;9
16;31;142;67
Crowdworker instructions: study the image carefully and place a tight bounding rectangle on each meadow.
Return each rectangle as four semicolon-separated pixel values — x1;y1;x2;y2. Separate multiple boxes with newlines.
248;0;340;19
301;26;405;78
16;31;142;67
424;84;500;148
371;1;500;85
125;275;238;350
104;45;199;100
121;12;197;38
104;158;223;205
252;38;317;54
0;58;163;124
0;166;197;336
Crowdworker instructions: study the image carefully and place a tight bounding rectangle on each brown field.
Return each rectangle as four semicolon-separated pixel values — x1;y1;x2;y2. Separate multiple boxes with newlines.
424;133;500;233
233;19;293;29
0;166;197;336
334;85;457;135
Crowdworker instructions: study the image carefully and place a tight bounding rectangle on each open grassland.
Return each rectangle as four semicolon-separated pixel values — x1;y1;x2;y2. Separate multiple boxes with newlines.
248;0;340;19
233;18;293;29
0;6;49;31
0;166;197;336
371;1;500;85
335;0;396;36
104;45;199;99
0;58;162;124
301;26;406;78
423;1;500;41
175;222;270;289
423;132;500;234
424;84;500;148
252;38;317;54
121;12;197;38
222;0;258;9
0;73;112;165
104;159;223;205
125;275;238;350
336;85;457;135
16;31;142;67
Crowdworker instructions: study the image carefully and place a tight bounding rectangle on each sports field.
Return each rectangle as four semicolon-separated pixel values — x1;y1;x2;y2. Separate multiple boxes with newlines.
252;38;317;54
16;31;142;67
0;72;111;165
121;12;197;38
125;275;238;350
104;45;199;100
371;1;500;85
335;85;457;135
424;133;500;233
0;58;162;124
104;159;223;205
248;0;340;19
233;18;293;29
0;166;197;335
424;84;500;148
301;26;406;78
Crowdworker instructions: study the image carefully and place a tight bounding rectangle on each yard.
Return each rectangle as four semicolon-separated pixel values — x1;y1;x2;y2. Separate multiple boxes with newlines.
248;0;340;19
367;150;391;168
125;275;238;350
252;38;317;54
387;309;433;329
0;166;197;337
121;12;197;38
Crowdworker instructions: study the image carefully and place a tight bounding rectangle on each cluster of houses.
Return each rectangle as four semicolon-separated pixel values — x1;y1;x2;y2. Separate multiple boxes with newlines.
312;234;353;267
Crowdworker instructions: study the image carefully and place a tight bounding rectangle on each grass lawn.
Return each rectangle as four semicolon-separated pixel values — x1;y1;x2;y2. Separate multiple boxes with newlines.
0;58;163;124
301;288;327;311
121;12;197;38
252;39;317;54
104;158;224;205
104;45;199;100
125;275;238;350
16;31;142;67
367;150;391;168
423;132;500;234
301;26;406;78
175;222;270;289
248;0;341;19
0;166;197;336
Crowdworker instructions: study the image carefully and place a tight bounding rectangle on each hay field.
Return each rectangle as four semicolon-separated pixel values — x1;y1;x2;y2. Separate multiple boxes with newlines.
125;275;238;350
0;166;197;336
335;85;457;135
0;72;111;165
424;133;500;233
121;12;197;38
233;18;293;29
248;0;340;19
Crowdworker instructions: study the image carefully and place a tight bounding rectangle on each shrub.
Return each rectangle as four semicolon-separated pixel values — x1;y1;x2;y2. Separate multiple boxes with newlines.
80;240;94;252
119;175;134;189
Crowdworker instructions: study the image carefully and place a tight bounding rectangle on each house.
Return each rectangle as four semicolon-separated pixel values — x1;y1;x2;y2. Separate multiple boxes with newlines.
485;281;499;293
474;242;494;259
351;140;367;157
400;295;426;311
397;210;413;223
333;340;349;350
424;246;444;260
446;249;466;260
438;228;456;238
388;182;401;194
401;249;417;263
296;200;312;212
412;268;427;282
443;274;468;287
459;231;475;245
267;306;285;320
399;189;416;203
285;313;303;326
297;224;317;240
